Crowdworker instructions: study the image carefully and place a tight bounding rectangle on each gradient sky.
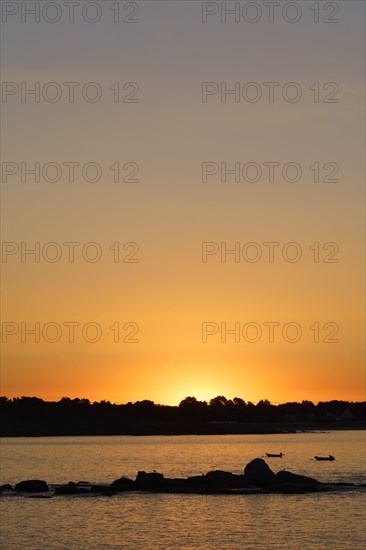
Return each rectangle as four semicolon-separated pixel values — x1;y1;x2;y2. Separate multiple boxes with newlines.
1;1;365;405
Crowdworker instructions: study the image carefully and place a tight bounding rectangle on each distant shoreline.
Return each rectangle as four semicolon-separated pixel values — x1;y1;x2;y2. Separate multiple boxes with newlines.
2;397;364;437
1;422;365;438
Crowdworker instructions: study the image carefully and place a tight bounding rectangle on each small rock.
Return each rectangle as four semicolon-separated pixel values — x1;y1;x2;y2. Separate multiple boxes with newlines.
15;480;48;493
135;471;165;488
205;470;233;479
55;482;89;495
244;459;275;486
274;470;320;485
110;476;135;491
0;484;13;492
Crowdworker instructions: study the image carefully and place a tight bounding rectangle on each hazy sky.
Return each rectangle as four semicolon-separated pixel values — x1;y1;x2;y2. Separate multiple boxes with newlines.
1;0;365;405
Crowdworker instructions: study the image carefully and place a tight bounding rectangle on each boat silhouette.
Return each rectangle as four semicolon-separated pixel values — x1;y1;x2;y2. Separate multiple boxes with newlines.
314;455;335;461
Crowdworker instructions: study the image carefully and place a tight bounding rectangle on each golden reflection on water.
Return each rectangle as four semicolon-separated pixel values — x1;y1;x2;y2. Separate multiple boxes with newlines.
1;431;365;485
1;492;366;549
1;432;365;549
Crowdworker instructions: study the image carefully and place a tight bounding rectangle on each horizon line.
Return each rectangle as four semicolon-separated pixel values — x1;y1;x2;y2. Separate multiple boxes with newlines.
1;395;365;407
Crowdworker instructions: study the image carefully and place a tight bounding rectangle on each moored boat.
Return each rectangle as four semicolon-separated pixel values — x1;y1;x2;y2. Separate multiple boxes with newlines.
266;452;283;458
314;455;335;461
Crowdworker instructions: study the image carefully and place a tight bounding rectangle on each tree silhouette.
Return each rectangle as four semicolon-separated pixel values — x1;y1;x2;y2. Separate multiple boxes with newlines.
0;395;364;436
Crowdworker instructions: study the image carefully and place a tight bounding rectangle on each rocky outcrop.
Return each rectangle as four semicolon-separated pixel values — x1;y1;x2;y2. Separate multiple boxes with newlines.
135;471;165;489
5;459;358;497
205;470;234;480
268;470;322;493
110;476;135;492
54;482;89;495
275;470;320;485
0;484;13;493
242;459;323;493
14;480;48;493
244;458;276;485
90;485;116;496
185;471;255;491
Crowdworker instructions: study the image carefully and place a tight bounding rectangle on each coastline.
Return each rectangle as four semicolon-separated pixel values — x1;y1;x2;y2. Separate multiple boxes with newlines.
1;421;364;438
2;458;365;497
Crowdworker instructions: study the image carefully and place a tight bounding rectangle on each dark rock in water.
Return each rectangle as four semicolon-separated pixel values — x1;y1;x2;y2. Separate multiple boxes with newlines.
110;476;135;492
274;470;320;486
55;482;78;495
4;460;330;497
205;470;234;480
244;458;276;486
243;459;324;492
90;485;116;496
186;470;234;487
55;482;89;495
135;471;165;489
15;480;48;493
186;471;254;490
0;484;13;492
185;474;211;488
160;478;187;490
264;469;323;493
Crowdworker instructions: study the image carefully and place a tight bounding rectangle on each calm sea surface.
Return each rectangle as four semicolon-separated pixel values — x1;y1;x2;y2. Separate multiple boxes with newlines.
1;431;365;549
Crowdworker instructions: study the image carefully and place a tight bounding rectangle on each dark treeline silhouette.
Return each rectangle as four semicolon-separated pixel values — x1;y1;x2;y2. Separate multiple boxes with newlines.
0;396;365;436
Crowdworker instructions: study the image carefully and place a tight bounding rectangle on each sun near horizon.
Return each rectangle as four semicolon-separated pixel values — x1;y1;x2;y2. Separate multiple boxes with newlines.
1;0;365;412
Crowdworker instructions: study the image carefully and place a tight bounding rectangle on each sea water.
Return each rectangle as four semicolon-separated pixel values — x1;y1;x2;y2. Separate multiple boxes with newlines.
1;431;365;549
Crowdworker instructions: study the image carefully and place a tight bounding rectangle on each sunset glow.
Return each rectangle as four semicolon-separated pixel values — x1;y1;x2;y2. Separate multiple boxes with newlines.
1;1;365;407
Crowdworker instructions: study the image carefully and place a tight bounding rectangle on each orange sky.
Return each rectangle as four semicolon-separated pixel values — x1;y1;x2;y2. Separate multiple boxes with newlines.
1;1;365;405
